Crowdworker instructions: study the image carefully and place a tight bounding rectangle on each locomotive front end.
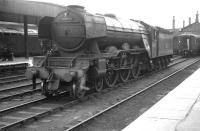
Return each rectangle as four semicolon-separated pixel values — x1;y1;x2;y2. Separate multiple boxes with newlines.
25;5;90;99
51;5;86;53
25;55;89;99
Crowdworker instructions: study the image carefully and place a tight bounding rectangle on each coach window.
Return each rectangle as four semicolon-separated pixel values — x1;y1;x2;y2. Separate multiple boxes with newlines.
0;31;2;38
155;30;157;39
152;30;155;39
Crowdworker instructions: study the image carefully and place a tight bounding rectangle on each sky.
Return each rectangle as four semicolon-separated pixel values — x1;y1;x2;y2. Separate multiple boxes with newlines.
27;0;200;29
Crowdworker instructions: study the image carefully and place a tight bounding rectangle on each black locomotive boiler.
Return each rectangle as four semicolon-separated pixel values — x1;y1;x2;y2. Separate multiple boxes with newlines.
25;5;173;99
174;33;200;56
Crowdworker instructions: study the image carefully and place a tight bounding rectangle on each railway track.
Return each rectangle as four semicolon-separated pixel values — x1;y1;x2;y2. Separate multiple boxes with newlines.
170;55;182;61
0;78;41;101
0;75;27;84
0;96;78;130
0;83;41;101
0;76;76;130
65;57;200;131
0;56;192;130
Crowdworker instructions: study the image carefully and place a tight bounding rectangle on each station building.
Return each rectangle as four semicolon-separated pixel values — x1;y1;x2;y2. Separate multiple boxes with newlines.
180;12;200;35
172;11;200;35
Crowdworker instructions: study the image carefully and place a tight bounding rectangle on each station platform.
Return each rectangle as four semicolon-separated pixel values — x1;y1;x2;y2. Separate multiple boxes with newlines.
0;57;31;66
0;57;32;71
123;68;200;131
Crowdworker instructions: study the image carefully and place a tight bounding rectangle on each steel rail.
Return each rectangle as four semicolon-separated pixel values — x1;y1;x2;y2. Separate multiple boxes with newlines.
0;75;26;84
0;97;47;115
65;58;200;131
0;74;24;81
0;56;191;130
0;98;79;130
0;88;41;101
0;81;40;93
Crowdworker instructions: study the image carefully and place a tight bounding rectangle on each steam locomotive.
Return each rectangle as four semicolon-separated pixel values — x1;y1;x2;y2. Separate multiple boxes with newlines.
25;5;173;99
173;33;200;56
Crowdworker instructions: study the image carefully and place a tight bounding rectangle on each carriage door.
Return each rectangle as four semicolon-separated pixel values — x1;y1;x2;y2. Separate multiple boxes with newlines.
151;29;158;58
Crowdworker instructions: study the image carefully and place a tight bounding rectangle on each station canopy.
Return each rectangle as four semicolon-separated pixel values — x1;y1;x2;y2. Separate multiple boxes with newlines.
0;0;65;24
0;21;37;35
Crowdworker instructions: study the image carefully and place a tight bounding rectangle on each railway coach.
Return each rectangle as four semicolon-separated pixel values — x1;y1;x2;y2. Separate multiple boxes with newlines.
25;5;173;99
174;33;200;56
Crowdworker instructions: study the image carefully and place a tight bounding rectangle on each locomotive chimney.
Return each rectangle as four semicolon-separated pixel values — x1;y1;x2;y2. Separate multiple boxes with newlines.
172;16;175;31
183;20;185;28
195;11;199;23
189;17;191;25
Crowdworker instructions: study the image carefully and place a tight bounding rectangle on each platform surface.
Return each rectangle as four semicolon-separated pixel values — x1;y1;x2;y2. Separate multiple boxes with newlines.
123;68;200;131
0;57;31;66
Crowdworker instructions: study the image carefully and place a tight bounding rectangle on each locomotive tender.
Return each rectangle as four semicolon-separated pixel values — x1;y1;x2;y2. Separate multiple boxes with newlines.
25;5;173;99
174;33;200;56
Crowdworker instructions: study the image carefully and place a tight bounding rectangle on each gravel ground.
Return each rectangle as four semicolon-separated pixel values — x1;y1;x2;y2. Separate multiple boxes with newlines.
13;58;200;131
